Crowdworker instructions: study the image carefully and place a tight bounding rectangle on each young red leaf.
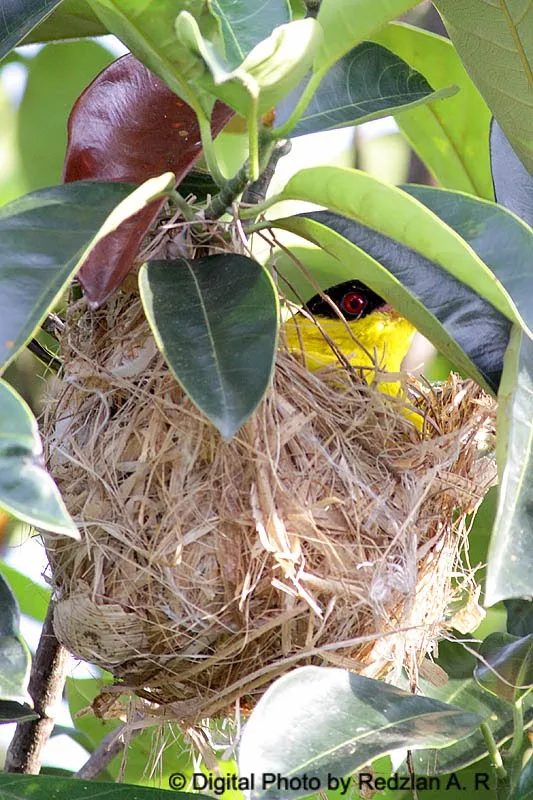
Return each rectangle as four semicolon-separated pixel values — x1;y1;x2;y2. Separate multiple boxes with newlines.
63;54;233;308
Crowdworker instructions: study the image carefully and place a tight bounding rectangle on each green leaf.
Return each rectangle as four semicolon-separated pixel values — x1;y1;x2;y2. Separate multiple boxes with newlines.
314;0;420;74
177;14;322;117
373;22;493;199
474;632;533;702
434;0;533;175
0;173;174;371
238;666;481;799
0;774;208;798
0;380;77;536
0;563;50;623
398;673;533;774
139;255;278;440
487;327;533;604
491;120;533;227
404;185;533;342
512;757;533;800
269;225;508;393
276;166;526;336
0;699;38;723
277;41;457;137
505;600;533;638
18;41;113;191
22;0;108;44
87;0;219;114
0;0;61;62
211;0;291;69
0;574;35;718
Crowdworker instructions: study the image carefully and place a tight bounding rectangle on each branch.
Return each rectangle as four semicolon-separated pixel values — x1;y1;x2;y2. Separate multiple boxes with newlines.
4;602;70;774
241;140;292;206
73;723;130;780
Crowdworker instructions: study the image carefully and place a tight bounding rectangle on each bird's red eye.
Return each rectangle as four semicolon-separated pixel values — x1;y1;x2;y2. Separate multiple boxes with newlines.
341;291;366;317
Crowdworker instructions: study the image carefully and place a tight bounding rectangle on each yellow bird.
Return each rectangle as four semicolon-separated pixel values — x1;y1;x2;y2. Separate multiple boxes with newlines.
282;280;417;399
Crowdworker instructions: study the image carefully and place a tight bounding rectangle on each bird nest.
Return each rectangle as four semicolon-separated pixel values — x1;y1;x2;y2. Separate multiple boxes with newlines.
42;283;496;726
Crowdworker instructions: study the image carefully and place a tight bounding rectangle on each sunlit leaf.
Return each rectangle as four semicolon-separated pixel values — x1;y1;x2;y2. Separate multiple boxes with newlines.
63;53;233;307
276;166;525;336
474;632;533;702
271;218;507;392
396;672;533;774
0;0;61;62
373;22;493;198
0;175;173;368
239;666;480;799
211;0;290;69
487;327;533;605
139;255;278;439
491;120;533;227
0;574;35;720
314;0;419;74
0;563;50;623
404;185;533;341
18;41;113;190
277;41;456;137
434;0;533;174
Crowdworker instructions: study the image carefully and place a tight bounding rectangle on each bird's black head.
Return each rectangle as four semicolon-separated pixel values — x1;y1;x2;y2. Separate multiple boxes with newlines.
305;280;386;321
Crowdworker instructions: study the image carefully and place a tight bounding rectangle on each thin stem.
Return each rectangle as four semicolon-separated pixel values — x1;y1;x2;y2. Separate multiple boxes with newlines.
270;70;323;140
480;721;507;780
506;697;525;761
74;723;133;780
168;190;196;222
4;602;70;774
248;99;260;182
242;140;292;207
198;113;226;187
239;194;282;220
204;164;251;220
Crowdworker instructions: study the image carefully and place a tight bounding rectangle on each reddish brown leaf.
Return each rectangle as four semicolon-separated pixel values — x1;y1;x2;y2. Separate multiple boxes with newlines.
63;53;233;308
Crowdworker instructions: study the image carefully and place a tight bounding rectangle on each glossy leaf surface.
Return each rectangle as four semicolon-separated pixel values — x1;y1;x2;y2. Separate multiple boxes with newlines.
63;53;233;308
277;41;456;137
239;666;480;799
0;573;35;720
315;0;419;73
397;672;533;774
0;774;208;799
0;380;77;537
404;185;533;340
88;0;219;114
22;0;108;43
139;255;278;439
374;23;492;198
277;166;525;335
474;632;533;702
491;120;533;227
272;218;508;392
487;327;533;604
435;0;533;175
0;0;61;61
0;176;173;368
18;41;113;190
211;0;290;69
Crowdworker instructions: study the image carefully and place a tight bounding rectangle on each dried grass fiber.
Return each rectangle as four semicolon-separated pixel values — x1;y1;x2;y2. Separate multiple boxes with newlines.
43;286;496;725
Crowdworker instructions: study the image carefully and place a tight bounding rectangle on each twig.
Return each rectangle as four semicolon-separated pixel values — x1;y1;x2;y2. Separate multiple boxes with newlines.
73;723;132;780
27;339;62;373
4;602;70;774
241;140;292;207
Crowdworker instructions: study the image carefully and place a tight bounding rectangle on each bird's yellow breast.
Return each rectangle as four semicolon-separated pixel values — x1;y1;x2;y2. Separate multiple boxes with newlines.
282;311;416;397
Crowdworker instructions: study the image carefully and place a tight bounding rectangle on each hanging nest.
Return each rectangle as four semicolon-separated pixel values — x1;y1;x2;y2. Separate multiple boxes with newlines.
42;277;497;726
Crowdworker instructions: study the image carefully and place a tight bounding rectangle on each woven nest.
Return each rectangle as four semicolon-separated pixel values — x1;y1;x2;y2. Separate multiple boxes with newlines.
43;283;496;725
